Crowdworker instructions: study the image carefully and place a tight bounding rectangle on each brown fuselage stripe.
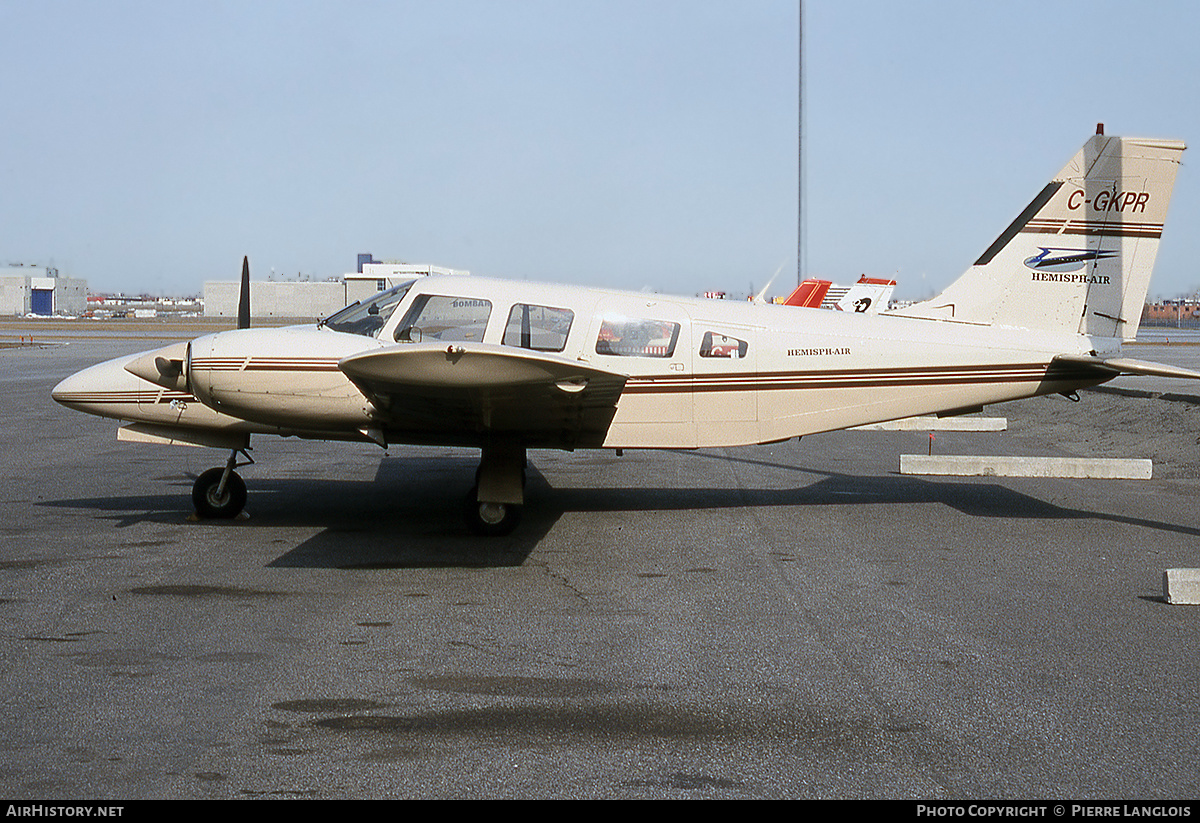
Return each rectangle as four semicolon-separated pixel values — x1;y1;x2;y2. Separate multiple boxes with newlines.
623;362;1083;394
192;357;342;372
1020;220;1163;239
54;392;196;404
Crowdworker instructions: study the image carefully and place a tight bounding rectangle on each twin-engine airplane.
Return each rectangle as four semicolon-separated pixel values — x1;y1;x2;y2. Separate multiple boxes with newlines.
53;128;1199;534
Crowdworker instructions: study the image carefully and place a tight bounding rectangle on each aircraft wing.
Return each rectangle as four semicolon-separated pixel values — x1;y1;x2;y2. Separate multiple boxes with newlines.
338;343;629;448
1052;354;1200;381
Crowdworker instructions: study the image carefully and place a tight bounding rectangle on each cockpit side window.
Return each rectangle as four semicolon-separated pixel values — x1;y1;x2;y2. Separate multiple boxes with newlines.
594;316;680;358
394;295;493;343
320;280;415;337
502;304;574;352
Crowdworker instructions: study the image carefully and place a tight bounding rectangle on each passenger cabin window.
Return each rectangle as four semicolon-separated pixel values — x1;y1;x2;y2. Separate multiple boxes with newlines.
699;331;748;358
502;304;574;352
320;280;416;337
394;295;492;343
595;316;680;358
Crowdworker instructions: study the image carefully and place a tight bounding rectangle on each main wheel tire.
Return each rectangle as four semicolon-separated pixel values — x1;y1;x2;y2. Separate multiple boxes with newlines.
464;486;522;536
192;467;247;519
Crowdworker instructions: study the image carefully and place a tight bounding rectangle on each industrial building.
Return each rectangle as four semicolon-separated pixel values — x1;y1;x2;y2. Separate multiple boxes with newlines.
1142;300;1200;327
203;257;468;319
0;264;87;316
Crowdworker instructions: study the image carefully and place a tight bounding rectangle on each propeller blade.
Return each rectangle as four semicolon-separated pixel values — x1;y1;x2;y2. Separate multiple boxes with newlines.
238;256;251;329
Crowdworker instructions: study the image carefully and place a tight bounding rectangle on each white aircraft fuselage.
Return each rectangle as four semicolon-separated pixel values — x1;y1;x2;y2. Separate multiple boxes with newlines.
54;279;1111;448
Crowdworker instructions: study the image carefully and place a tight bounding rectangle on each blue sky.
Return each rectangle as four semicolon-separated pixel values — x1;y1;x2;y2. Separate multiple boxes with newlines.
2;0;1198;301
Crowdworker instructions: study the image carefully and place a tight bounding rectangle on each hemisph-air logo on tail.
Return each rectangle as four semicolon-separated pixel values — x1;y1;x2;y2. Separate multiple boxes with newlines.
1023;247;1119;273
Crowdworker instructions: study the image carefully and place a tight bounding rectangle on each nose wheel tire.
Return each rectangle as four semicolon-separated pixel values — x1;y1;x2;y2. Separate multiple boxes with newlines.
464;486;522;536
192;467;247;519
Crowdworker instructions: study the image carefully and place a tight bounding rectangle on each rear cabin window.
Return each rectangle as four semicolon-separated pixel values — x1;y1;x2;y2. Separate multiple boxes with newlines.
502;304;574;352
698;331;749;359
394;295;492;343
595;316;680;358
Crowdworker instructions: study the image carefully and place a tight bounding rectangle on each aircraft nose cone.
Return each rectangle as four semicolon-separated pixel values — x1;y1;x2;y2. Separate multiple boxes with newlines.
51;369;92;406
51;353;145;414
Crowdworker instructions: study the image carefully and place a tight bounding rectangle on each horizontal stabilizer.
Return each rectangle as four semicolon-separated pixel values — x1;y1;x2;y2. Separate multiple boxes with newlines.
1052;354;1200;380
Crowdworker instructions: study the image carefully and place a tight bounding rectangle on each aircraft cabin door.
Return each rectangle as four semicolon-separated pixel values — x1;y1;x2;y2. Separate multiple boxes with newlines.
691;319;758;447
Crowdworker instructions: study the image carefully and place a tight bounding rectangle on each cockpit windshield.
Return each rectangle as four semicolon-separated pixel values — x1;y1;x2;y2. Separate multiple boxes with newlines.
319;280;417;337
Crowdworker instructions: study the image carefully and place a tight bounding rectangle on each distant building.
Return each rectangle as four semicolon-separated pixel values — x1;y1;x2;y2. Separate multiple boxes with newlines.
0;264;87;316
204;279;346;320
344;262;469;305
1142;300;1200;326
203;257;468;319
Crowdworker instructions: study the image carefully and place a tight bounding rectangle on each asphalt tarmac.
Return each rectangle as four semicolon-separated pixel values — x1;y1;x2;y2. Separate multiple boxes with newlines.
2;335;1199;799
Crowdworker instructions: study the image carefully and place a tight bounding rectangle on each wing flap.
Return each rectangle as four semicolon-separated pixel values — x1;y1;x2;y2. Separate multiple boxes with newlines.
338;343;628;447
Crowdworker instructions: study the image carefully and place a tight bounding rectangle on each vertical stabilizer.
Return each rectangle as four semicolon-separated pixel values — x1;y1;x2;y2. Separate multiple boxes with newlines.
831;275;896;313
892;132;1185;340
783;279;832;307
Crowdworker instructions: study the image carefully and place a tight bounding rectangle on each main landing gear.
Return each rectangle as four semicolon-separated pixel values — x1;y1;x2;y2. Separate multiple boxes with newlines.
188;440;526;535
464;443;526;536
192;447;253;519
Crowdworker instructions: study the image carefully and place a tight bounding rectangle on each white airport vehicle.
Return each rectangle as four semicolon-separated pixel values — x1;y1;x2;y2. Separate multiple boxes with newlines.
53;128;1199;534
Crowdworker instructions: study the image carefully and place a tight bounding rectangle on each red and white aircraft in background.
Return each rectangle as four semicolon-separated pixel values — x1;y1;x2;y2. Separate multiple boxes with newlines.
780;274;897;313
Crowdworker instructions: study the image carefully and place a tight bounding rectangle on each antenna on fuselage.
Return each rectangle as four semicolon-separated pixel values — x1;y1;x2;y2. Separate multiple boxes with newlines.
753;260;789;304
238;256;251;330
797;0;806;286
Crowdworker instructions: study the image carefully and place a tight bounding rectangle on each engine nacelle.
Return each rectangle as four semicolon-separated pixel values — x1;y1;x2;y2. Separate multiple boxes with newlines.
187;327;385;430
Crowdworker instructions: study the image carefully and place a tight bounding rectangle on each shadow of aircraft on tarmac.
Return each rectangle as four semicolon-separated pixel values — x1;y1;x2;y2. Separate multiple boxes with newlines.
37;450;1200;569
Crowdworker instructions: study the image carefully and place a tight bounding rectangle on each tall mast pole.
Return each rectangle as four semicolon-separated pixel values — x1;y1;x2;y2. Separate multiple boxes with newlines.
797;0;806;286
